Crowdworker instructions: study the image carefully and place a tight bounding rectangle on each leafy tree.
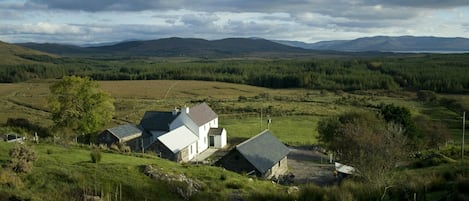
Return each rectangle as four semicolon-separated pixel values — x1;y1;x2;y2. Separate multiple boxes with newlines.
379;103;418;141
317;112;408;186
49;76;114;139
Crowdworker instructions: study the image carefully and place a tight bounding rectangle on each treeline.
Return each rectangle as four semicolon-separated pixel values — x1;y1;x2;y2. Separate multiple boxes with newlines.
1;54;469;93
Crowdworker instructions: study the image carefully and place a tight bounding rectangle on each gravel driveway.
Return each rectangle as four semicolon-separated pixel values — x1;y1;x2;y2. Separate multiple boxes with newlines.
287;146;336;186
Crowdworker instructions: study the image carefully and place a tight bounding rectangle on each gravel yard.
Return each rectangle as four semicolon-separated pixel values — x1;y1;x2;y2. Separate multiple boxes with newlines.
287;146;336;186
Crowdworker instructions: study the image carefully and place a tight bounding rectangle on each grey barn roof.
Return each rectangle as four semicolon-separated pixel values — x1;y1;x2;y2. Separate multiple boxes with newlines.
107;124;142;139
208;128;224;136
187;103;217;126
139;111;179;131
236;130;290;174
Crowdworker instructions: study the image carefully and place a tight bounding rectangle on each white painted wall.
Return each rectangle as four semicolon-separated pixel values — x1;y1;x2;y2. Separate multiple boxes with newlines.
187;142;197;161
213;128;227;148
197;122;209;153
169;108;220;154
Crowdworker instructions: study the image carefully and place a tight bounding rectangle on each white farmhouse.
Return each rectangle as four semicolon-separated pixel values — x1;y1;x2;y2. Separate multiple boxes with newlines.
139;103;227;162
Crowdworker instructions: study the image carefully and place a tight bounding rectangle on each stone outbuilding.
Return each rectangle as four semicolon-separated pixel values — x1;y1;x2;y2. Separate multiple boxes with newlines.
97;124;142;150
216;130;289;179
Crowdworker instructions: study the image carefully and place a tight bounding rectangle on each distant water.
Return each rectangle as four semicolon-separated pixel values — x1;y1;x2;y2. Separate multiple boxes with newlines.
392;50;469;54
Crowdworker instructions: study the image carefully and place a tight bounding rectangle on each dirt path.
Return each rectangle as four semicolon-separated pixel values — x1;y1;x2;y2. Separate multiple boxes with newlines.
287;146;336;186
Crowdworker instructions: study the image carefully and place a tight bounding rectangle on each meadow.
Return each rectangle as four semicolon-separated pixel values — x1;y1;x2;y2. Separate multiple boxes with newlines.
1;79;468;201
0;79;467;145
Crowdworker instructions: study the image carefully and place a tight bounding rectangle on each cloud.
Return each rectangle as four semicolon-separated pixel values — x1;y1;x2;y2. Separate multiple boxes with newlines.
27;0;183;12
363;0;469;8
1;0;468;44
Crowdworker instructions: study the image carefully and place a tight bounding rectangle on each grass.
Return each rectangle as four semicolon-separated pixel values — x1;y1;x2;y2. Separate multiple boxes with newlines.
0;80;467;145
0;141;287;201
221;115;320;146
0;41;57;65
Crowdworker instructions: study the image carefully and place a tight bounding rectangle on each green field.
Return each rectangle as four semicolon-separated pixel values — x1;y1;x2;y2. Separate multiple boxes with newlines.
0;80;467;145
1;79;468;201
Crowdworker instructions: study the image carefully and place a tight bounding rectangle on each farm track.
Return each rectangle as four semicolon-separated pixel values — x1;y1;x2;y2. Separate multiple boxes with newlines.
6;98;50;114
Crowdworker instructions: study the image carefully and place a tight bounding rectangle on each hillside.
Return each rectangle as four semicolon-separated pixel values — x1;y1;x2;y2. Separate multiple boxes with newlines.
0;141;288;201
276;36;469;52
16;42;103;56
17;37;315;57
0;41;57;65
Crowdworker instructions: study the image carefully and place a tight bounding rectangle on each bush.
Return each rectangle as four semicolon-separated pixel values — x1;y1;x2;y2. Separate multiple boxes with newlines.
225;181;243;189
46;149;53;155
9;145;38;174
90;149;102;163
0;169;23;188
219;174;227;181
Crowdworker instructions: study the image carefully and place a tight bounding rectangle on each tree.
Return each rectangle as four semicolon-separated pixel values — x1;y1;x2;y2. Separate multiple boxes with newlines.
317;112;408;186
49;76;114;139
379;103;418;141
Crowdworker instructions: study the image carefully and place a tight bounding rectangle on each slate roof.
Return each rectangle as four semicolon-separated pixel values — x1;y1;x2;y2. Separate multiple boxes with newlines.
208;128;224;136
139;111;179;131
157;126;198;153
187;103;217;126
236;130;290;174
107;124;142;139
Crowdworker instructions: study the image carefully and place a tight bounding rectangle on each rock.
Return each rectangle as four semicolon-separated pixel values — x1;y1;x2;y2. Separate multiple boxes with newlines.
287;186;299;194
143;165;205;200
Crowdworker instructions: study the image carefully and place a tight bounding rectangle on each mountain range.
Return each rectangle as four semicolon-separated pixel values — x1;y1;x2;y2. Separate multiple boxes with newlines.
10;36;469;58
16;37;312;57
276;36;469;52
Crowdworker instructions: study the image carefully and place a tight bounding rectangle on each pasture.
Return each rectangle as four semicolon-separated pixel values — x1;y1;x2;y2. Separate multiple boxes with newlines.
0;79;466;145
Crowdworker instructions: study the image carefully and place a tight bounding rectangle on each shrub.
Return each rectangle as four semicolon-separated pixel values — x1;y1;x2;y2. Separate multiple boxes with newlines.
0;169;23;188
9;145;38;174
225;181;243;189
219;174;227;181
46;149;53;155
90;149;102;163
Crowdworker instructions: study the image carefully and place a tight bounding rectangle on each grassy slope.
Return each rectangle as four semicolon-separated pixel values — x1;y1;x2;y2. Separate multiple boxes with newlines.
0;141;286;201
0;41;56;65
0;80;466;145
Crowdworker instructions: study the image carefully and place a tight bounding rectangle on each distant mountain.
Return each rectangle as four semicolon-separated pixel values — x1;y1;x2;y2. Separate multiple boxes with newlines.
0;41;57;65
16;42;104;55
17;37;312;57
276;36;469;52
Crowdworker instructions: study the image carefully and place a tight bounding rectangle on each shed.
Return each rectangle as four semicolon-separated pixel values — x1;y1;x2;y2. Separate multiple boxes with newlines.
97;124;142;150
217;130;289;178
208;128;227;148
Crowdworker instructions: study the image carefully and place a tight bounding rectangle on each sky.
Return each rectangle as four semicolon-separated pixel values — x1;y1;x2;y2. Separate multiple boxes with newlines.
1;0;469;45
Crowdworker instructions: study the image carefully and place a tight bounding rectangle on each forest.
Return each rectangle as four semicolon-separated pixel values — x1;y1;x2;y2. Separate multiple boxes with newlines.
1;53;469;93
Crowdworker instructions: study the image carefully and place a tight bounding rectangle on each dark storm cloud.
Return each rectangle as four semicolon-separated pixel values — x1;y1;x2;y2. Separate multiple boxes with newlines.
27;0;183;11
23;0;469;12
363;0;469;8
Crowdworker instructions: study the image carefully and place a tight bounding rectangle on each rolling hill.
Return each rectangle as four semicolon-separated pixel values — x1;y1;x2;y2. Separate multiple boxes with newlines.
276;36;469;52
17;37;313;57
0;41;57;65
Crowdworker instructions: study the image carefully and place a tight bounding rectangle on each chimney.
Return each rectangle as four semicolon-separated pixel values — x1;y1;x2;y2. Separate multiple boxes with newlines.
172;107;179;116
183;105;189;114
